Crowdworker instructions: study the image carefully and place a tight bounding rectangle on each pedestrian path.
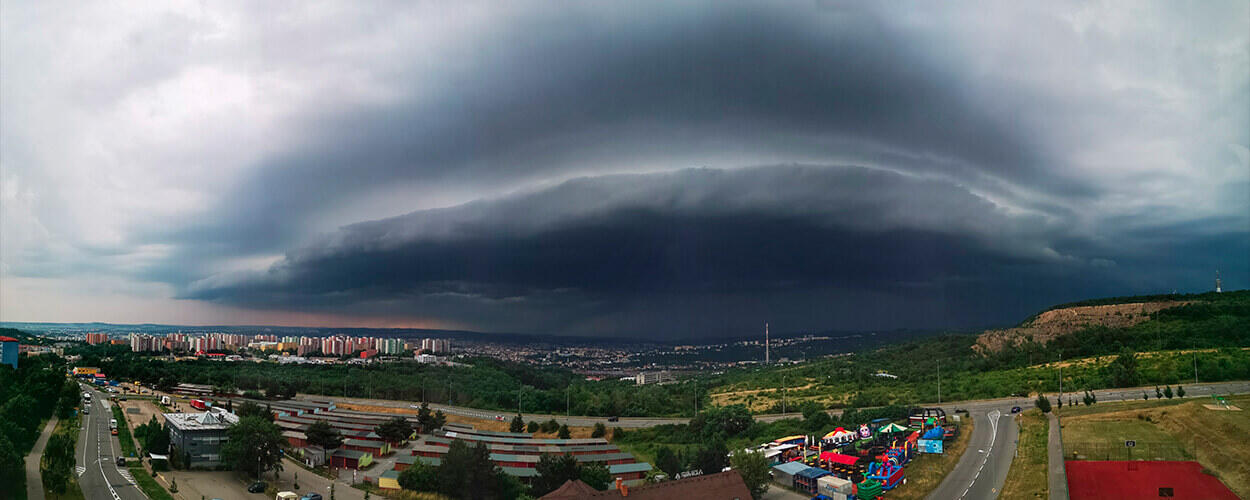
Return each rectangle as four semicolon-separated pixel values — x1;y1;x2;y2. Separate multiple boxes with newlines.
25;416;60;500
1048;413;1069;500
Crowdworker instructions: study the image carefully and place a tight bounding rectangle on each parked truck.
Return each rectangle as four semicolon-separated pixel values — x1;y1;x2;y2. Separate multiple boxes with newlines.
190;399;210;410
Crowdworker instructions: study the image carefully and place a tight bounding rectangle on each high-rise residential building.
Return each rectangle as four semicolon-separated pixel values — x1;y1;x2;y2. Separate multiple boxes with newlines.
85;333;109;345
421;338;450;353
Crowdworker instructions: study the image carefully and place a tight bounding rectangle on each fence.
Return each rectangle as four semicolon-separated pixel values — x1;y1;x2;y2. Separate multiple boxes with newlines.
1063;441;1192;461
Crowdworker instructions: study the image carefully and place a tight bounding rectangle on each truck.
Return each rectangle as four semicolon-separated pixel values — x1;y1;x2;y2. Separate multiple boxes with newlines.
190;399;210;410
160;395;171;406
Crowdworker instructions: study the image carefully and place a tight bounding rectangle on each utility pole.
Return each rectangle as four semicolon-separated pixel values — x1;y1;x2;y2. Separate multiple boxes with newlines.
937;358;941;405
1058;351;1063;401
1194;348;1199;384
518;386;522;416
782;374;787;414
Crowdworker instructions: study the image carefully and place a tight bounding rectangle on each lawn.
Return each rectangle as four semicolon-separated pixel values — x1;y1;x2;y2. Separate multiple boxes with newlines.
130;465;175;500
1061;417;1188;460
111;405;139;457
999;410;1048;500
887;417;974;500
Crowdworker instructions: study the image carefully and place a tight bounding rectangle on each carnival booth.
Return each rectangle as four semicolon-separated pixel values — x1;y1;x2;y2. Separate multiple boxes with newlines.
795;466;831;495
818;451;867;480
822;427;857;447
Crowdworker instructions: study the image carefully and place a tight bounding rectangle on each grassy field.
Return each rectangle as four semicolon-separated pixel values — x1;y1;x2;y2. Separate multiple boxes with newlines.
130;465;175;500
1058;394;1250;497
111;405;138;457
999;410;1048;500
888;418;973;500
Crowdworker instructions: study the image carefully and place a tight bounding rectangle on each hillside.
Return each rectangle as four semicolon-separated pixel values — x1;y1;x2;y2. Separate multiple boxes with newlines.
707;290;1250;412
973;300;1188;353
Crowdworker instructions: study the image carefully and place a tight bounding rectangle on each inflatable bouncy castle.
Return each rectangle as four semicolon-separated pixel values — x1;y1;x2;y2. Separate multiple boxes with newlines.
865;455;905;490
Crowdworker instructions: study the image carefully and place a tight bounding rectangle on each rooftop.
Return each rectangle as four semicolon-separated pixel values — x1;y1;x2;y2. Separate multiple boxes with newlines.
164;409;239;431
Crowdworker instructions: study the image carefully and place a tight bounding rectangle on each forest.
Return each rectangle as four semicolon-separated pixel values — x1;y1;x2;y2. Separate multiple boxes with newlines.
0;336;80;500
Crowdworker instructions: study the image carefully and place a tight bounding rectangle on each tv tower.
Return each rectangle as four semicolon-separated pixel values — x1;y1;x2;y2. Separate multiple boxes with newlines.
1216;271;1222;293
765;322;770;364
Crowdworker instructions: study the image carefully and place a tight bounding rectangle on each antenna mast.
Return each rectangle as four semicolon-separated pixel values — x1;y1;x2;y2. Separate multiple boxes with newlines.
765;322;770;364
1215;270;1222;293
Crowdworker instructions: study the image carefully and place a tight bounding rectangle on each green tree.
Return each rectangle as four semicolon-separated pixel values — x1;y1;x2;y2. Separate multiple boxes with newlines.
0;433;23;496
533;453;580;497
437;440;500;499
376;416;414;444
305;420;342;464
510;414;524;433
695;440;729;475
655;446;683;478
397;460;438;491
1035;393;1051;413
1104;349;1141;387
542;419;560;433
40;432;75;494
1082;391;1093;406
1164;385;1173;399
1177;385;1185;398
221;416;285;478
730;450;771;500
527;421;539;433
416;402;433;433
579;463;611;490
591;422;606;438
236;401;273;421
557;424;571;439
691;405;753;439
1156;386;1163;399
432;410;447;430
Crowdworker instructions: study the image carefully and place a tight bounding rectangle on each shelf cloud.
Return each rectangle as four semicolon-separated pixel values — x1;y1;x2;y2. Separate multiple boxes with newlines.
2;1;1246;336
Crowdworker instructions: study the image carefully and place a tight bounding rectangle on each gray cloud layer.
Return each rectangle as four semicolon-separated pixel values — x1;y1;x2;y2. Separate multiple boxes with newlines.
2;1;1246;334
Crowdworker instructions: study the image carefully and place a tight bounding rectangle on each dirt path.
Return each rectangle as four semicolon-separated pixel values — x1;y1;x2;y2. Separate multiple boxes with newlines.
24;416;59;500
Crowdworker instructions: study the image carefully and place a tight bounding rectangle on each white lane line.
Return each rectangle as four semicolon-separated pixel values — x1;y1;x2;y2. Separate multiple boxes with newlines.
959;409;1001;500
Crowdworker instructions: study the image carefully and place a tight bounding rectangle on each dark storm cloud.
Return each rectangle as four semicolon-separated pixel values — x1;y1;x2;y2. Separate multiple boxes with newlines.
152;3;1086;258
185;165;1096;336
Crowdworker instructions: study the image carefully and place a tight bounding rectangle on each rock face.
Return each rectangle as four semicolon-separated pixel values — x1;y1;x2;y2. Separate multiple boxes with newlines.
973;301;1188;354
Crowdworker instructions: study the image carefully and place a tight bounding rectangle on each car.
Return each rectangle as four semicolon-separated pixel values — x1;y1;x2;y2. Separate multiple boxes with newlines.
115;457;126;466
607;416;619;422
248;481;268;493
300;494;323;500
1011;406;1022;414
111;428;118;435
495;415;505;421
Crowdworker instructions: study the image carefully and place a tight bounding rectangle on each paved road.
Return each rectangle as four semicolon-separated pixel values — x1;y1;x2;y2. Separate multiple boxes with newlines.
925;408;1016;500
25;416;60;500
1047;413;1069;500
305;380;1250;430
78;384;147;500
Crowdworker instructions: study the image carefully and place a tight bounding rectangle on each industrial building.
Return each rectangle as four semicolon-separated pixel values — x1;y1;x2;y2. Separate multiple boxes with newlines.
165;409;239;468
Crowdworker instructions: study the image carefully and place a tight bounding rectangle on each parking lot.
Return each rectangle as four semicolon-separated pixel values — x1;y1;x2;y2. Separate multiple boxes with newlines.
159;459;367;500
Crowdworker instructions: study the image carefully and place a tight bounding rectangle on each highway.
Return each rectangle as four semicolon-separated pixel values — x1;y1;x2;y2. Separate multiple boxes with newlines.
77;384;147;500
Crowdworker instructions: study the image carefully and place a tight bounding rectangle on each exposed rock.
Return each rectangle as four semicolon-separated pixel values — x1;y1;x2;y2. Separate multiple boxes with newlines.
973;301;1188;354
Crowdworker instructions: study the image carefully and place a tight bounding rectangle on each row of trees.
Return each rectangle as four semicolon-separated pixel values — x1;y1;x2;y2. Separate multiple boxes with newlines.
396;440;527;499
0;347;77;498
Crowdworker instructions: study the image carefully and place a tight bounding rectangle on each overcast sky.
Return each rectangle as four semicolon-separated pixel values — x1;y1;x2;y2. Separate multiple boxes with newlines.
2;1;1247;338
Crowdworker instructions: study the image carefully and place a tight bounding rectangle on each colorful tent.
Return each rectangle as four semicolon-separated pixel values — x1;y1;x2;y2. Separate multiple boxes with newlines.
823;428;856;442
877;423;908;434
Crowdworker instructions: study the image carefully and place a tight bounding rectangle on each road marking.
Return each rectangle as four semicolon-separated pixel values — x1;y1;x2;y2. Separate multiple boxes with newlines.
959;409;1001;500
76;466;86;476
